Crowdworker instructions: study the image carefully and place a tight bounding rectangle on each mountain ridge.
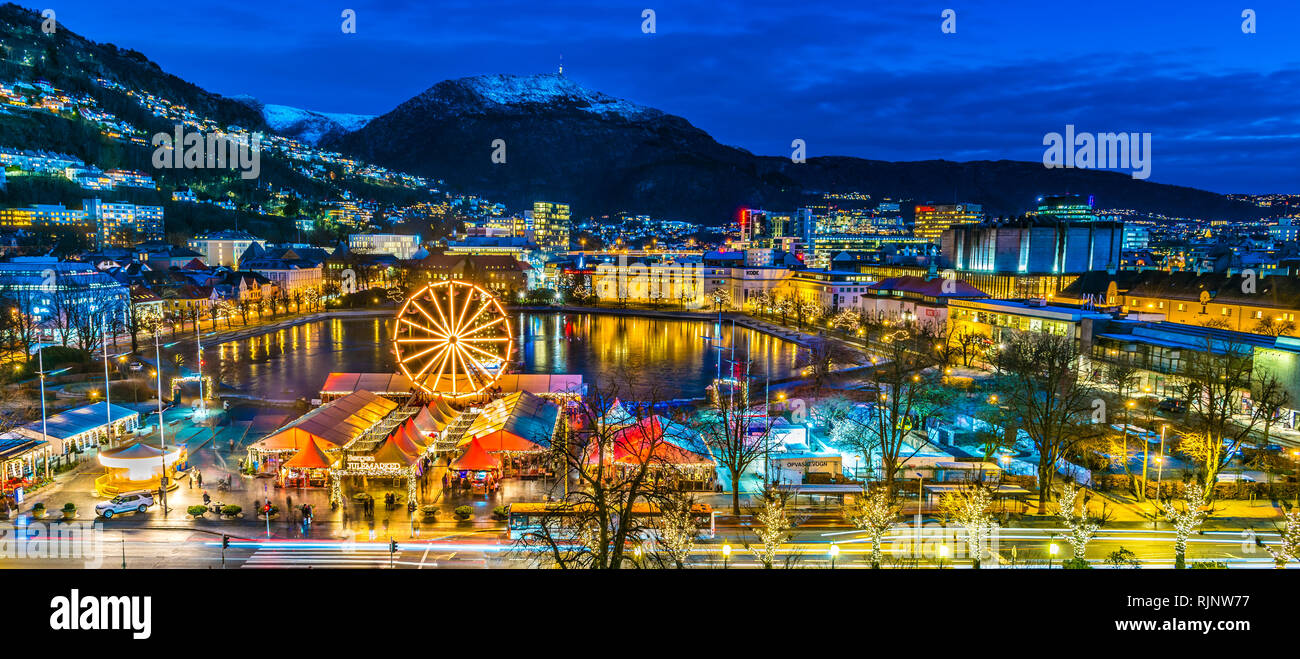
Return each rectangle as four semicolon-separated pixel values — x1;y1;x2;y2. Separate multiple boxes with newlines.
327;72;1268;223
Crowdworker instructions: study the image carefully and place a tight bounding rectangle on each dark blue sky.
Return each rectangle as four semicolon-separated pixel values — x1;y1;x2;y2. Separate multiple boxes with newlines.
30;0;1300;193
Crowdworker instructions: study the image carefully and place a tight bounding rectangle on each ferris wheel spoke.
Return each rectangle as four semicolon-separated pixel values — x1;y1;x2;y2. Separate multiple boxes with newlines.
459;340;505;364
398;317;446;339
408;301;448;336
452;287;477;336
457;299;495;337
423;343;455;388
461;315;506;339
395;338;444;343
411;344;452;382
399;341;447;365
456;346;484;389
423;294;455;337
460;336;509;342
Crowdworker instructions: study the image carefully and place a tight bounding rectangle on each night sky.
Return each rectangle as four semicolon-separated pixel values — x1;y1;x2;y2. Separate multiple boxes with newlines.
27;0;1300;193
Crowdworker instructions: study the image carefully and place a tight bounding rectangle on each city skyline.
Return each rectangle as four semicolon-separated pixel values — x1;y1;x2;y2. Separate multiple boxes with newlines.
16;0;1300;194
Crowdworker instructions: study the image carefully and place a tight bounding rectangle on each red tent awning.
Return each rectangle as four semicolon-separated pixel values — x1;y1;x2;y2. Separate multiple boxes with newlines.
282;437;334;470
449;440;503;471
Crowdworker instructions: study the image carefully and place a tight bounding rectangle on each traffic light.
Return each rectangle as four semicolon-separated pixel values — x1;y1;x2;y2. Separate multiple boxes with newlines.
389;539;398;553
221;534;230;549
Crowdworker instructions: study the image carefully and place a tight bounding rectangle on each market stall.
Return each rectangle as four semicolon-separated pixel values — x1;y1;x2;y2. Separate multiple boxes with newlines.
280;437;336;488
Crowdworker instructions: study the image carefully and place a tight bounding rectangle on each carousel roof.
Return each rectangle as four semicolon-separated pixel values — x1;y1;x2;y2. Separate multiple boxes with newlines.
282;437;335;470
449;439;502;471
99;441;169;460
254;391;398;452
459;392;558;452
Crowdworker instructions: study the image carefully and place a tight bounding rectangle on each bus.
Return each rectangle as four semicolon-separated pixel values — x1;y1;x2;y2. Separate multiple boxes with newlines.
506;501;716;541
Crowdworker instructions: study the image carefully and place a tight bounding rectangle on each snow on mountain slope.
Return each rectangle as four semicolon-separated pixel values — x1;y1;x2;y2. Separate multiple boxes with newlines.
261;104;374;144
407;73;663;121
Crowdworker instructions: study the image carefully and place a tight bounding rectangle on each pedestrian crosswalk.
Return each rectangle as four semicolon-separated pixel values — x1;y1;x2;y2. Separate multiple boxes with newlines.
239;544;405;569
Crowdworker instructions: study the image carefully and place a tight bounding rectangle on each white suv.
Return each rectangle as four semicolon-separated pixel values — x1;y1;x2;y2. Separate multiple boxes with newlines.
95;491;155;518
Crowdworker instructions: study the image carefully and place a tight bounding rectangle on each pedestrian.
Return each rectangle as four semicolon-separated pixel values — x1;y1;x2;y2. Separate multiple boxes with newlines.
196;471;203;488
188;472;193;489
202;491;211;506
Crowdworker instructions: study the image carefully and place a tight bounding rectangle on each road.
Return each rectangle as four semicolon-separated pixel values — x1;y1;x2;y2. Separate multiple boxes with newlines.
2;519;1290;569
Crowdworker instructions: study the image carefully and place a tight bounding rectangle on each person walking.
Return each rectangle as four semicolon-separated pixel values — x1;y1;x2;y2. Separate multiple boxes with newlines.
196;471;203;488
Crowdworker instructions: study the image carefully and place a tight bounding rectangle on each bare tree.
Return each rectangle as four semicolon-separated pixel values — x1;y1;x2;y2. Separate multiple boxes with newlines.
512;383;685;569
938;482;996;568
1056;482;1100;562
1177;336;1273;487
833;320;951;499
695;378;771;515
750;485;793;569
845;487;899;568
1263;512;1300;569
1158;481;1211;569
999;330;1102;510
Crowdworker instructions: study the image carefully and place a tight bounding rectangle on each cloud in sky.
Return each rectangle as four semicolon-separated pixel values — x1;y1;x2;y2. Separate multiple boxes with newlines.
29;0;1300;192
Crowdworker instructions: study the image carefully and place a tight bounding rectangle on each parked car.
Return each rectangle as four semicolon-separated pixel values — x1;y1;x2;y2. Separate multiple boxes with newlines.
1215;473;1256;483
1156;397;1187;413
95;491;155;518
127;361;145;372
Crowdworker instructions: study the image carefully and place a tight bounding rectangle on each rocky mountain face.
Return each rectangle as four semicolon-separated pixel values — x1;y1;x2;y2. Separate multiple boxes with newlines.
327;72;1266;223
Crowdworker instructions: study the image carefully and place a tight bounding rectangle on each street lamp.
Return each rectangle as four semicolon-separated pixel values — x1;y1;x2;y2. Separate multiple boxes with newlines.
1049;541;1060;568
722;544;731;569
829;544;840;569
937;543;950;568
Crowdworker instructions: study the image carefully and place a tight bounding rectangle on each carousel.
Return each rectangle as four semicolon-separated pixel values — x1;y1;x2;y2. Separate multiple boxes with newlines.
94;441;187;497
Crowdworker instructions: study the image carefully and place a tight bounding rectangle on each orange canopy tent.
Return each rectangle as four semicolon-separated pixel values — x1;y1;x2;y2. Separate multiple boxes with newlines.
449;440;503;471
371;436;418;467
387;423;422;457
282;437;335;470
411;406;445;435
401;420;430;449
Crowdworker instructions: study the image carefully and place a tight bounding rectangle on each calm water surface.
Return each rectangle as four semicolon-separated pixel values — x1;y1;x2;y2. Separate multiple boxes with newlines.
209;312;801;400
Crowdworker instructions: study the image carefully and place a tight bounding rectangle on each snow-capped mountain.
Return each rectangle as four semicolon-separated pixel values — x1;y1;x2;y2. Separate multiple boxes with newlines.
256;102;374;145
327;72;1264;223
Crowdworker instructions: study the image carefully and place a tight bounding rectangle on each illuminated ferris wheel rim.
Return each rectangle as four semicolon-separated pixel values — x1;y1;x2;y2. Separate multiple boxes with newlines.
392;280;513;398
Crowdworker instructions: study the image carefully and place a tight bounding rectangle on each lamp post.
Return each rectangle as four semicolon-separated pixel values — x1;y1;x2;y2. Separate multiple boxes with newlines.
102;312;112;445
829;543;839;569
1048;540;1060;569
721;544;731;569
1293;450;1300;510
37;347;49;480
153;325;169;517
1158;424;1167;500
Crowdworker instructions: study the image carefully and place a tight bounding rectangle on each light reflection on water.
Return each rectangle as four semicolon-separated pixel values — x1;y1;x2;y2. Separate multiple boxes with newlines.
211;312;801;399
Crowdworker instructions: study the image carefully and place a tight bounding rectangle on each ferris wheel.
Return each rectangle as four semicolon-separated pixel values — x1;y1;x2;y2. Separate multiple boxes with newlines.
392;281;513;398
